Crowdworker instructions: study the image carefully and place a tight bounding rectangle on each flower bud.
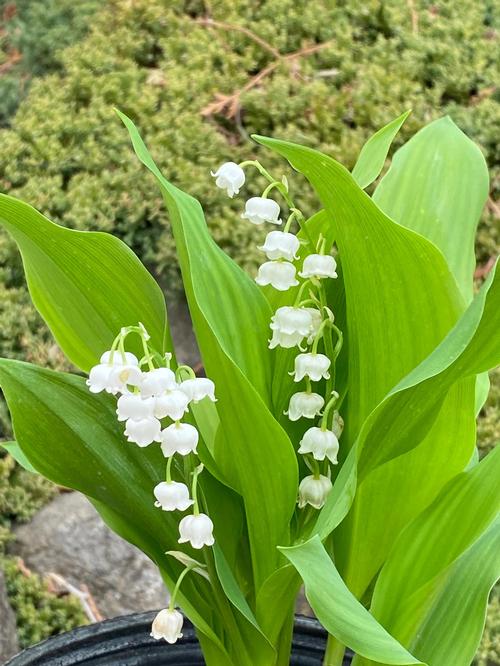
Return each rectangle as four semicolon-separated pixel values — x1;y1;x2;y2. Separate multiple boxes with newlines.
255;261;298;291
161;422;199;456
298;474;332;509
141;368;177;398
180;378;216;403
242;197;282;225
154;389;190;421
211;162;245;197
293;353;331;382
124;416;162;447
285;392;324;421
151;608;184;643
299;254;338;279
154;481;194;511
258;231;300;261
269;306;313;349
305;307;323;345
116;394;155;422
178;513;215;549
298;427;339;463
332;410;344;438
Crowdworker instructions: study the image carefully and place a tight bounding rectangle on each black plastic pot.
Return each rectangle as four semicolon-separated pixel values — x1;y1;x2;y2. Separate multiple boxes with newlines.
6;612;353;665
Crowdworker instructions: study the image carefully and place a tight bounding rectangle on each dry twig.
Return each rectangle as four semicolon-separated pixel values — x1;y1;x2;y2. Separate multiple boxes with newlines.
196;17;333;119
46;573;104;623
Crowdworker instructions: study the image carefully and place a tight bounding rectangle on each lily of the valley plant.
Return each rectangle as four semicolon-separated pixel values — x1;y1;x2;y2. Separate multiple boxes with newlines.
0;109;498;666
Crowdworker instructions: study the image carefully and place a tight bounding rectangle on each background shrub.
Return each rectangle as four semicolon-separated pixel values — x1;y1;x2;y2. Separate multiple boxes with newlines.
0;0;100;125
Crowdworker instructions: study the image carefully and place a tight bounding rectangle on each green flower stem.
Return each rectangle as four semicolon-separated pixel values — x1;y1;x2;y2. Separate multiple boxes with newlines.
294;279;313;306
284;209;299;232
168;565;193;611
323;634;346;666
261;180;282;198
321;392;340;431
166;455;174;483
318;285;337;395
175;364;196;382
191;464;204;516
311;318;332;354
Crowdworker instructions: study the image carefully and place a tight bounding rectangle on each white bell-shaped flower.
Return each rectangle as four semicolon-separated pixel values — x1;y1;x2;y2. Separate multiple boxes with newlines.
298;427;339;463
259;230;300;261
293;353;331;382
154;481;194;511
180;378;216;404
87;351;141;395
161;422;199;457
154;389;190;421
298;474;332;509
116;394;155;422
124;417;161;447
87;364;114;394
285;391;324;421
141;368;177;398
242;197;282;225
178;513;215;549
299;254;338;279
269;306;313;349
305;307;323;345
211;162;245;197
151;608;184;643
255;261;298;291
108;364;143;394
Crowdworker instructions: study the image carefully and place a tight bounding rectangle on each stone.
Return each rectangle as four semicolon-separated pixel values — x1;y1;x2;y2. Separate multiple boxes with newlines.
168;299;200;369
296;589;314;617
10;492;168;619
0;569;19;663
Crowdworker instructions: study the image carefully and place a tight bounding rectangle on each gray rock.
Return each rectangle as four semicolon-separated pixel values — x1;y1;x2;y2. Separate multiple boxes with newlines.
296;589;314;617
168;299;200;368
10;493;168;619
0;569;19;663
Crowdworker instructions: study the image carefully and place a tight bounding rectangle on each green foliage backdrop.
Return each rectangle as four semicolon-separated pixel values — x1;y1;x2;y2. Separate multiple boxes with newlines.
0;0;498;656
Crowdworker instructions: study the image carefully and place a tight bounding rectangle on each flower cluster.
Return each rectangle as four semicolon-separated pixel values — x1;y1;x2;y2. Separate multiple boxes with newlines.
87;324;217;643
213;159;345;512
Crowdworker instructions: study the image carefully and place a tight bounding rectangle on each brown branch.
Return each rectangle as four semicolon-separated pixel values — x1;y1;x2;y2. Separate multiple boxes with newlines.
47;573;103;623
407;0;419;35
0;50;22;76
194;18;281;58
474;256;496;280
200;30;334;119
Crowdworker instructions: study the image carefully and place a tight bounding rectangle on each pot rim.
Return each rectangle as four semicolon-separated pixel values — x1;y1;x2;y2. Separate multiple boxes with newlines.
6;611;353;665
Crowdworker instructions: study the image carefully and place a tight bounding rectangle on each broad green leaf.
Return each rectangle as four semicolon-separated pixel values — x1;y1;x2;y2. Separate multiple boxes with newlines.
336;265;499;598
0;194;170;370
280;535;424;665
119;111;298;591
356;446;500;666
338;379;475;599
373;117;489;303
213;543;276;661
0;359;226;654
352;111;411;190
0;440;38;473
357;262;500;476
